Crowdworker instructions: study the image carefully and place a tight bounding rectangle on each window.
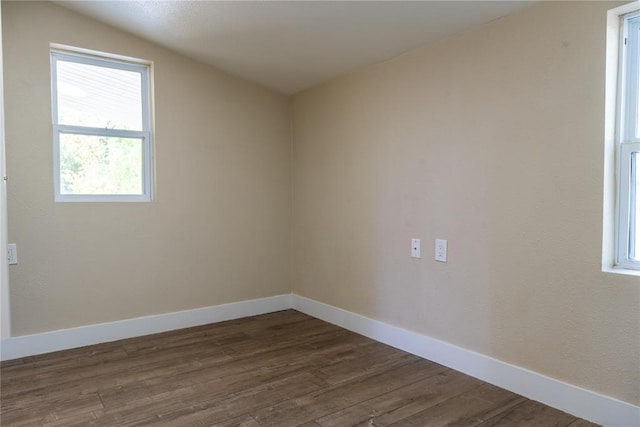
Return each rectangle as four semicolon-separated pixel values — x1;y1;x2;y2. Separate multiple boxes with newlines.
51;48;153;202
616;11;640;270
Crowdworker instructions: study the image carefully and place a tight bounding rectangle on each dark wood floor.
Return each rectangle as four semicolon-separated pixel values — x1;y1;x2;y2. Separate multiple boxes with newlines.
1;310;598;427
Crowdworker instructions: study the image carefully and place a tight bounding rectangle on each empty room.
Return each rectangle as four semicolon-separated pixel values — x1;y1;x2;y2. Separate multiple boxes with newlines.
0;0;638;426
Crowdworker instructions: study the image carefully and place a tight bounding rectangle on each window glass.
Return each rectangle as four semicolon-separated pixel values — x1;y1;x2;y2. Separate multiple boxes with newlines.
59;133;143;195
637;26;640;139
634;152;639;260
56;60;143;131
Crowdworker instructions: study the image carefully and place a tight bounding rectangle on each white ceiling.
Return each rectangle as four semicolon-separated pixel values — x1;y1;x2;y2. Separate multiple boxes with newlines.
54;1;535;94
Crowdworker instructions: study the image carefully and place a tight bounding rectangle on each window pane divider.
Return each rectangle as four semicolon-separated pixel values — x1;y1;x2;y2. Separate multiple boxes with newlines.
55;124;149;140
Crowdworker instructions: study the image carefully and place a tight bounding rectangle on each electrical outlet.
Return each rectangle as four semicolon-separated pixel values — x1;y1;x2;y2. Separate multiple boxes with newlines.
411;238;421;258
435;239;447;262
7;243;17;265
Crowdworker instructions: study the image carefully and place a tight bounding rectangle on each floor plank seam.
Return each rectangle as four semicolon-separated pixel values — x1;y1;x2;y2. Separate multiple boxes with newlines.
304;366;454;426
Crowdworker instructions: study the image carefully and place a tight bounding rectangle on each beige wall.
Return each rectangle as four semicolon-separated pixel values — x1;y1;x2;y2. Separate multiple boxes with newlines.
292;1;639;406
3;1;292;335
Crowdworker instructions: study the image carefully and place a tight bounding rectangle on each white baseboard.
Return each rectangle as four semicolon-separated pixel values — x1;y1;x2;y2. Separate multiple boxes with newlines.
0;294;292;361
1;293;637;426
291;295;640;427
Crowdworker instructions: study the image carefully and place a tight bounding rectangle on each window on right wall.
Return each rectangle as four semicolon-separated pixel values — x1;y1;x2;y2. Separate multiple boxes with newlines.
615;10;640;271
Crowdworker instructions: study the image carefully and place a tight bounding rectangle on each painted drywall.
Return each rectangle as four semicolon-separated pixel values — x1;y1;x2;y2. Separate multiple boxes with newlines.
3;1;291;335
292;0;639;406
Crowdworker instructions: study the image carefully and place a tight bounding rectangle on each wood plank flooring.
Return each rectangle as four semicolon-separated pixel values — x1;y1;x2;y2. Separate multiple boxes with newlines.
0;310;599;426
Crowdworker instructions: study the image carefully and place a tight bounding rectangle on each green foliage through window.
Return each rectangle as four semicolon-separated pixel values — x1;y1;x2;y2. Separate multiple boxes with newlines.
59;134;143;195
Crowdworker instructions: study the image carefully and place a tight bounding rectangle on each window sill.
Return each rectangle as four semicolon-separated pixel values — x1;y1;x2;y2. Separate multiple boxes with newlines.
602;266;640;277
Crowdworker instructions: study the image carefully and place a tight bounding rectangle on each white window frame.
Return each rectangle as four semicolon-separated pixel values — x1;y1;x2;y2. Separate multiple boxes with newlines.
615;11;640;270
51;48;153;202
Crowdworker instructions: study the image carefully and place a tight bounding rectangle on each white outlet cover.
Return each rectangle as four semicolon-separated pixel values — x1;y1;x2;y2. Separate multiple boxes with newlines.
435;239;447;262
7;243;17;265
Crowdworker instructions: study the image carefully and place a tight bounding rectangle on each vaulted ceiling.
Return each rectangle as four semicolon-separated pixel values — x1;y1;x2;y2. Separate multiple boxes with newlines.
55;1;535;94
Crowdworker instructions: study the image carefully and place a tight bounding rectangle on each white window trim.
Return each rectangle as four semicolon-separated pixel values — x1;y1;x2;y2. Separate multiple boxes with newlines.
604;2;640;275
50;48;153;202
615;11;640;271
